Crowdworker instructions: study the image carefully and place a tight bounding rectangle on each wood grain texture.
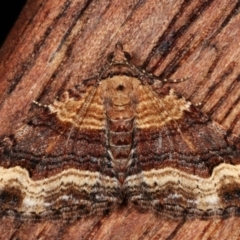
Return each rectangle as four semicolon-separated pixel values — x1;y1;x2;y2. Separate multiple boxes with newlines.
0;0;240;239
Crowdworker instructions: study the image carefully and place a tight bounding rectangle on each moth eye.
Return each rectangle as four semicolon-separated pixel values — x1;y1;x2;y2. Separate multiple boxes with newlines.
107;51;131;62
107;52;114;62
124;51;131;61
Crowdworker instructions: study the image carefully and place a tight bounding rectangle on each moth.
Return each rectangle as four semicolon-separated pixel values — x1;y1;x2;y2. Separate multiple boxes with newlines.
0;43;239;221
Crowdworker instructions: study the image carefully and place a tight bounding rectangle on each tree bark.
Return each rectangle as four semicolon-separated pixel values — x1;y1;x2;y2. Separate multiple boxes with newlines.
0;0;240;239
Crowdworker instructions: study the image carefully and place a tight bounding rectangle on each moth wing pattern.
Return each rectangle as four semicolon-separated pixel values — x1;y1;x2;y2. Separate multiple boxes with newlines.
0;78;120;220
125;80;240;218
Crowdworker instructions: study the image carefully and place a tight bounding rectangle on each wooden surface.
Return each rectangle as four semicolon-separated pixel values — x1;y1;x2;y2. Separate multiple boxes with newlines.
0;0;240;239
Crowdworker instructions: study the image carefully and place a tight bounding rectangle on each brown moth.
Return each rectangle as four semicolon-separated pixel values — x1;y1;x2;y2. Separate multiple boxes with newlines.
0;43;239;221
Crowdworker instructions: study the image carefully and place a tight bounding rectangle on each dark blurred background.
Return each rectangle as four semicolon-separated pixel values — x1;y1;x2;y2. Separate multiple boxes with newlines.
0;0;26;47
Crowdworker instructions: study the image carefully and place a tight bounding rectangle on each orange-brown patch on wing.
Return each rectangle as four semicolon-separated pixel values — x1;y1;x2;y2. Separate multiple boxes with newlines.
136;87;191;129
49;86;105;130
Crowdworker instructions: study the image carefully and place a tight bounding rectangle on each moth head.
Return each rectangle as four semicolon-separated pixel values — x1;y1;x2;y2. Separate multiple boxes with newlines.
107;42;132;63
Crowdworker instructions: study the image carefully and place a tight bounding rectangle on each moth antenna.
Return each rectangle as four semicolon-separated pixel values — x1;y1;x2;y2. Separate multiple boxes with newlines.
162;76;190;83
32;100;49;109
